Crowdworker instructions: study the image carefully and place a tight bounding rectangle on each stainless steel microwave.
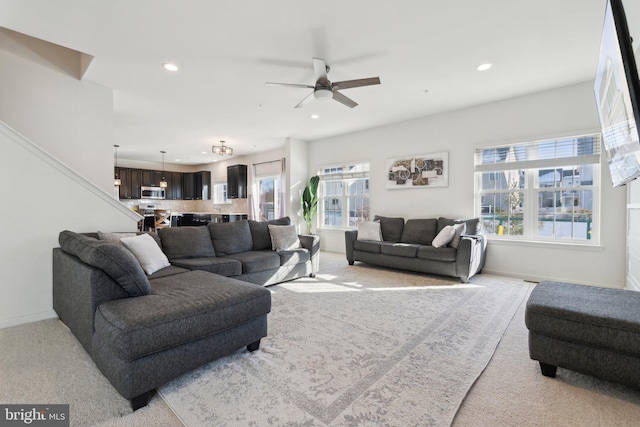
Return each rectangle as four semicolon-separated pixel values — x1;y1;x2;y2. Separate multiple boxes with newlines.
140;186;165;199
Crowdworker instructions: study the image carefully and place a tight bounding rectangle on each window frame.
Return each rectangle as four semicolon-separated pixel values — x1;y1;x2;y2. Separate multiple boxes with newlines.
474;133;601;245
317;161;370;230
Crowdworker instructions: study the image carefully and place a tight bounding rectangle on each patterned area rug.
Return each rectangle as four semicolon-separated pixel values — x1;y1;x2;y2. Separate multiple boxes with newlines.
159;263;529;426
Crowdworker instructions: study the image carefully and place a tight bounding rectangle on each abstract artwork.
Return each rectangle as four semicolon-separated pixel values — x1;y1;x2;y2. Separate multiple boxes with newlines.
386;151;448;189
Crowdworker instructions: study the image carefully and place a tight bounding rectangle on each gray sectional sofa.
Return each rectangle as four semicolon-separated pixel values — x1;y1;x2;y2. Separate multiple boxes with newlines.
52;217;319;410
345;216;486;282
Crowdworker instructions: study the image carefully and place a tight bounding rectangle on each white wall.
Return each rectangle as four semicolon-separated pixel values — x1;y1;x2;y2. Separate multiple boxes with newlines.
310;82;627;288
0;29;140;328
286;138;310;233
0;28;114;193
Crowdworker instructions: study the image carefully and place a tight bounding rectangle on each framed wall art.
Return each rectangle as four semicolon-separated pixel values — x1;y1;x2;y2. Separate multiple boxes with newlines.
386;151;448;189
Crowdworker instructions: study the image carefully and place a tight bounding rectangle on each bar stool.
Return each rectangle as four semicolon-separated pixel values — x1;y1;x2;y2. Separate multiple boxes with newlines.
153;209;172;231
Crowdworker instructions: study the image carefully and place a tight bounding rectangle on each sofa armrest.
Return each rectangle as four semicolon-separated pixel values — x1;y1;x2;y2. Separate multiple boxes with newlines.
345;230;358;265
299;234;320;276
455;235;487;282
53;248;130;354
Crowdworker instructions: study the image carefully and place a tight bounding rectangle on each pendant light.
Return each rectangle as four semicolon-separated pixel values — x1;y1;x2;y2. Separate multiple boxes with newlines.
159;151;168;188
113;145;121;186
212;140;233;156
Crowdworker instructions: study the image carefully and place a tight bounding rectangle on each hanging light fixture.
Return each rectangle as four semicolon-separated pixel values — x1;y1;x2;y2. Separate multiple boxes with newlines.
159;150;168;188
212;140;233;156
113;145;121;186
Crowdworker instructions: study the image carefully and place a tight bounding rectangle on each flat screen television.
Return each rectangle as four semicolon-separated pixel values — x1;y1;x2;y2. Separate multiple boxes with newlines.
594;0;640;187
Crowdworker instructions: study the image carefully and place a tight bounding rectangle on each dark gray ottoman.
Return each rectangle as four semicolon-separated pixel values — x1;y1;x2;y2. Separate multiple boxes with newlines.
525;281;640;388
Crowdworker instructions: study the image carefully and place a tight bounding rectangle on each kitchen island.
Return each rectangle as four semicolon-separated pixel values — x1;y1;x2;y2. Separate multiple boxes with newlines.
172;212;248;226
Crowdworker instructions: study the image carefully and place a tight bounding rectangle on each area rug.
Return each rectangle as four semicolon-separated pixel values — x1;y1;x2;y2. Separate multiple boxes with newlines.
159;265;530;426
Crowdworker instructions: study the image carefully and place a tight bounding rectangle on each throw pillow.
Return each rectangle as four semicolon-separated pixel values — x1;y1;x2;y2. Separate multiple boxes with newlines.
357;221;382;241
448;223;466;249
268;224;302;251
97;231;137;244
121;233;170;275
432;225;455;248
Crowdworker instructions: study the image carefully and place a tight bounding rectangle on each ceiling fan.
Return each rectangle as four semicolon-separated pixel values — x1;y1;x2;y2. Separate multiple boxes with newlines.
266;57;380;109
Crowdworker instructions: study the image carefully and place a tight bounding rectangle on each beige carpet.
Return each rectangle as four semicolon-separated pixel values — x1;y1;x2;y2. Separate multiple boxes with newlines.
158;262;529;426
1;252;640;426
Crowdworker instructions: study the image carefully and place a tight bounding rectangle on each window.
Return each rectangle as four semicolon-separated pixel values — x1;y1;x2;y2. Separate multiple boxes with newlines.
255;175;280;221
475;134;601;243
213;179;230;204
318;161;370;229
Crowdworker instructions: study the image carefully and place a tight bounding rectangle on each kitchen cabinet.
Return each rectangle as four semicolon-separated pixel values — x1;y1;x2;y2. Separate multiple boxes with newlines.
141;170;163;187
183;171;211;200
182;173;195;200
116;168;141;199
227;164;247;199
166;171;183;200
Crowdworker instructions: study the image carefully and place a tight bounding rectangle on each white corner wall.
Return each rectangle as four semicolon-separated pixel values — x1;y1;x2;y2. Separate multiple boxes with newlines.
286;138;310;233
0;28;140;328
310;81;627;288
0;123;140;328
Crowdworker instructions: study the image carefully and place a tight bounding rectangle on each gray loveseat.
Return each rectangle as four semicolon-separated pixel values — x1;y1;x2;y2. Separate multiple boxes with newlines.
52;218;319;411
345;216;486;282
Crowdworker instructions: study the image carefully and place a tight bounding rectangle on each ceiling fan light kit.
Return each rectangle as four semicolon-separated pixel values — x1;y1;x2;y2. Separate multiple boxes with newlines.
266;57;380;109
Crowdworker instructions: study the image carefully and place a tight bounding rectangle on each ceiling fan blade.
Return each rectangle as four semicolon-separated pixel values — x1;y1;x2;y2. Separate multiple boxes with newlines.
332;90;358;108
294;92;315;108
332;77;381;90
312;57;328;82
266;82;315;89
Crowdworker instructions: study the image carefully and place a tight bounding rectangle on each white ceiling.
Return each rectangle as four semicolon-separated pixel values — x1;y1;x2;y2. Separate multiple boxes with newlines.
2;0;640;164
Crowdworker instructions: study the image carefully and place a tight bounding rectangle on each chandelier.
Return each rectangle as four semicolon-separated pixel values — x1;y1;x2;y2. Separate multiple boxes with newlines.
212;140;233;156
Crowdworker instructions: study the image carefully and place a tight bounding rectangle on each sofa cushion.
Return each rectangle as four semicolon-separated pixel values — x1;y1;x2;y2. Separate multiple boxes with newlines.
147;265;190;280
170;257;242;277
120;234;171;275
437;217;480;235
268;224;301;251
58;230;151;297
400;219;437;245
373;215;405;242
357;221;382;241
159;226;216;260
208;220;254;255
276;248;310;266
432;225;455;248
249;217;291;250
417;246;458;262
221;251;281;274
94;270;271;361
380;243;420;258
353;240;382;253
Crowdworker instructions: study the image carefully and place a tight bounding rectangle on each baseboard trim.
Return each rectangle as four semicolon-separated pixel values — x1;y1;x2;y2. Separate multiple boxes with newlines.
480;269;622;289
0;310;58;329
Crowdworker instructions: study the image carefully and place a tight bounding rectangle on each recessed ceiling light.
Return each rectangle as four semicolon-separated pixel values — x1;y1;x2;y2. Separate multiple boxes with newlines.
476;63;493;72
201;151;207;154
310;114;320;119
174;158;181;162
162;63;179;72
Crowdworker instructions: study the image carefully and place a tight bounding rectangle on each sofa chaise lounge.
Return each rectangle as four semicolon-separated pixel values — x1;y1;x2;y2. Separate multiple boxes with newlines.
52;218;319;410
345;216;486;282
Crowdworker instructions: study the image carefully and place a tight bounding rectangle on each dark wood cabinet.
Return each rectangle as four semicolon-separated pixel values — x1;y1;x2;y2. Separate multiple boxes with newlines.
227;164;247;199
195;171;211;200
182;173;195;200
141;170;163;187
116;168;141;199
166;171;183;200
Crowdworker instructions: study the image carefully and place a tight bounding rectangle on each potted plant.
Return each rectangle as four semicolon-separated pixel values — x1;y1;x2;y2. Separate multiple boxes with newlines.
302;175;319;234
